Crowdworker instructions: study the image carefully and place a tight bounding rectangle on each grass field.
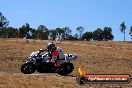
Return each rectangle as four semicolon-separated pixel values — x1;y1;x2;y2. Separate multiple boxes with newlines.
0;38;132;88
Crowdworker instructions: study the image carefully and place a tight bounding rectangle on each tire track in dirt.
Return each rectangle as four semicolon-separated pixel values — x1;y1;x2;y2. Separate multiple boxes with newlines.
0;72;58;76
0;72;76;77
63;42;118;49
62;41;132;50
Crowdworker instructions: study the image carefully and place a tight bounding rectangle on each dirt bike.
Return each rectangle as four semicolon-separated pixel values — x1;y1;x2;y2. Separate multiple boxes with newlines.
21;49;77;76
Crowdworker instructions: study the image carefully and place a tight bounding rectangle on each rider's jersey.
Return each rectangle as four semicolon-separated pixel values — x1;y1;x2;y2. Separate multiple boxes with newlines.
51;47;65;62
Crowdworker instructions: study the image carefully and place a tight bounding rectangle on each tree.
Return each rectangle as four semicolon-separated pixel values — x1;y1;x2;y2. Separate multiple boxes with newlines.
102;27;114;41
93;28;103;41
62;27;72;40
0;27;8;38
38;25;49;32
0;12;9;28
130;26;132;39
76;26;85;39
120;22;126;42
82;32;93;41
0;27;19;38
36;25;49;40
49;29;57;40
74;33;79;40
6;27;19;38
67;35;78;40
55;28;64;40
19;23;31;38
30;28;37;39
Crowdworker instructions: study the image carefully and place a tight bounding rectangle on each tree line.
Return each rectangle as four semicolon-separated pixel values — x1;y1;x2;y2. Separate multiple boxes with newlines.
0;12;132;41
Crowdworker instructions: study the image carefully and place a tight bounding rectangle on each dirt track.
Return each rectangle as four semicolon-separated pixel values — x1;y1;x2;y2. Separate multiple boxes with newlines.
0;39;132;88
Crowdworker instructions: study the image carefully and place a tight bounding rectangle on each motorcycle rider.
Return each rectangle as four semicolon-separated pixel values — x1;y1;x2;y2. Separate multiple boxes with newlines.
45;42;65;63
38;43;65;63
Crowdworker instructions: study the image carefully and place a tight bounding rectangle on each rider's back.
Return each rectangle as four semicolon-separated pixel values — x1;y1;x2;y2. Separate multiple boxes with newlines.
56;47;65;59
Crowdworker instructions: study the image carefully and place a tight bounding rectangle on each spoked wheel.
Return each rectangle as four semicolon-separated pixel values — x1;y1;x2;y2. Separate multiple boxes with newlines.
58;63;74;76
21;63;36;74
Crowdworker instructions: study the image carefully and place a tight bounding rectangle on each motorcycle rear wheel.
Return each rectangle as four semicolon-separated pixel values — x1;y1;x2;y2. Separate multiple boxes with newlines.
58;63;74;76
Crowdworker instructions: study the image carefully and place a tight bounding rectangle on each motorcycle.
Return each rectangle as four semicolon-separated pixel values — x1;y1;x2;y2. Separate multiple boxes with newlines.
21;49;77;76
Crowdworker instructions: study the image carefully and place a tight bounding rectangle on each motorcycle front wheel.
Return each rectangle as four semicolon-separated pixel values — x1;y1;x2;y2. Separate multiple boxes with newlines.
21;63;36;74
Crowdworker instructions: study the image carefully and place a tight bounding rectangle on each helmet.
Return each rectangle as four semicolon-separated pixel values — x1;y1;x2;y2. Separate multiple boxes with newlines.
47;43;56;52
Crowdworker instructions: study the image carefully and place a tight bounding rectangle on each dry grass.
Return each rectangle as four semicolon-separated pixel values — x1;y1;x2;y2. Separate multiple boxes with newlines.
0;38;132;88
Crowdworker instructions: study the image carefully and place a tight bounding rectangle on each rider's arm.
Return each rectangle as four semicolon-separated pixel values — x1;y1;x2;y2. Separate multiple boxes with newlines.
43;48;47;51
